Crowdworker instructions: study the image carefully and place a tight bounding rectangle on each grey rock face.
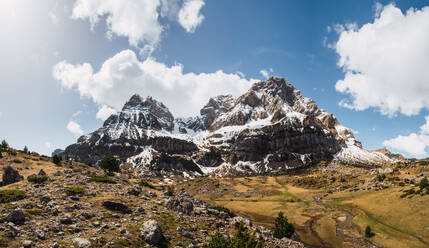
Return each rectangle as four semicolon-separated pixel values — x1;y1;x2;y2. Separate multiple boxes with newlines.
2;166;23;185
140;220;164;245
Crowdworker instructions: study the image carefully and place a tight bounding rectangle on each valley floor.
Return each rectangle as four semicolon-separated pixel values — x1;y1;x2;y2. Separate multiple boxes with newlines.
177;162;429;248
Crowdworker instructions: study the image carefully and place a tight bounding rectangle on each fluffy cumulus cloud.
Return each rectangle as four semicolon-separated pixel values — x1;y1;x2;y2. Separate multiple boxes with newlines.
96;105;117;121
71;0;204;54
178;0;205;33
66;121;84;136
383;115;429;157
333;4;429;117
53;50;257;117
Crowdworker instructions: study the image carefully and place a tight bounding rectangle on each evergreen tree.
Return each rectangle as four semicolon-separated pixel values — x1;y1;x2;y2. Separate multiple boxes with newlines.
365;226;374;238
52;154;62;165
23;146;28;154
273;212;295;239
1;140;8;149
99;155;120;174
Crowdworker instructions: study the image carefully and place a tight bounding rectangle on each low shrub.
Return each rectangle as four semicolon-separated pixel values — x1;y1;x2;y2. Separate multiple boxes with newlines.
89;175;117;184
0;189;26;203
27;175;49;184
64;187;85;196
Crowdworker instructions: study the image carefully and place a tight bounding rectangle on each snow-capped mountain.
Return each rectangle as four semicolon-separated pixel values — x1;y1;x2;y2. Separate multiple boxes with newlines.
62;77;401;176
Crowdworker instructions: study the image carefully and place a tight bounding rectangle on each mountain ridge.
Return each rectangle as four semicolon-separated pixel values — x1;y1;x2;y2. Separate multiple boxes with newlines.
61;77;402;176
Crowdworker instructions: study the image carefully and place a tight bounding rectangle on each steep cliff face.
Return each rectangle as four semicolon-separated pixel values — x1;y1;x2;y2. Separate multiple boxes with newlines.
62;77;400;176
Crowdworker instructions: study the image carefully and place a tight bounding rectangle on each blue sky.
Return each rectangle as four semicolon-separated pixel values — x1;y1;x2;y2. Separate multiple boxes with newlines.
1;0;429;157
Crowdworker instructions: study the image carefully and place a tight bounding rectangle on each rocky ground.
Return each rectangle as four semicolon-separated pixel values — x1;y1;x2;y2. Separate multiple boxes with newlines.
0;149;304;248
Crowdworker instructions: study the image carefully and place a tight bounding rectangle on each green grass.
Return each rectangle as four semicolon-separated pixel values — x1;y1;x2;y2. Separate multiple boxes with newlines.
0;189;25;203
27;175;49;184
89;175;117;184
64;187;85;196
24;209;42;216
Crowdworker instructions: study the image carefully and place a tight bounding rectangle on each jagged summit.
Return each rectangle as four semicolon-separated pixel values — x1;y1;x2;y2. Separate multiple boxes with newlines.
62;77;401;176
103;94;174;133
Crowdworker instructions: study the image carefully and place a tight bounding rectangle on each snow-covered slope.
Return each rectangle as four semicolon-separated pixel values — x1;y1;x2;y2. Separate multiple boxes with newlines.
63;77;401;176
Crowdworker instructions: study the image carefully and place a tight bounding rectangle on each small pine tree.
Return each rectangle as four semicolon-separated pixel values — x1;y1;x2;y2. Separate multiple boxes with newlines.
1;140;8;149
99;155;120;174
273;212;295;239
419;177;429;190
23;146;28;154
52;154;61;165
365;226;374;238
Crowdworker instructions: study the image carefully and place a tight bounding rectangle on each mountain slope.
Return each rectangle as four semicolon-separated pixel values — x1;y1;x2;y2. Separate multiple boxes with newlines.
62;77;400;176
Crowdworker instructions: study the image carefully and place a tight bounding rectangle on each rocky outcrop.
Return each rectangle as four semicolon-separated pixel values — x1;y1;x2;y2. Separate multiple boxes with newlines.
2;166;24;186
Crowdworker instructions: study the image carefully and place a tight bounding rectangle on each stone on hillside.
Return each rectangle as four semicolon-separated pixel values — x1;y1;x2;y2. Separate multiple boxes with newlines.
177;226;193;239
102;201;132;214
59;213;73;224
23;240;32;248
2;166;23;185
72;237;91;248
6;209;25;225
140;220;164;245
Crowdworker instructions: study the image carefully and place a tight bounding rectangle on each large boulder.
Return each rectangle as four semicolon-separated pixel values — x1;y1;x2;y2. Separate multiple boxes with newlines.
140;220;164;245
6;209;26;225
102;201;132;214
72;238;91;248
2;166;23;185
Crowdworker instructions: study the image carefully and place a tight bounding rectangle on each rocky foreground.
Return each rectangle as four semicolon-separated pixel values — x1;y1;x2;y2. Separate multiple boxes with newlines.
0;157;304;248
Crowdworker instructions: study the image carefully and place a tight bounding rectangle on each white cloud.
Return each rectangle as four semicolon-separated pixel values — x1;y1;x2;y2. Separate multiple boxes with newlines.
178;0;205;33
333;4;429;117
53;49;257;118
383;115;429;157
96;105;117;121
66;121;84;136
259;68;274;79
71;0;205;55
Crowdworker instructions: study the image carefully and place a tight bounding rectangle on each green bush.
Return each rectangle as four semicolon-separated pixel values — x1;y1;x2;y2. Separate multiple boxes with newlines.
11;159;22;163
273;212;295;239
376;174;386;182
0;189;26;203
7;151;16;156
206;222;263;248
99;155;120;174
89;175;117;184
27;175;49;184
64;187;85;196
365;225;374;238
